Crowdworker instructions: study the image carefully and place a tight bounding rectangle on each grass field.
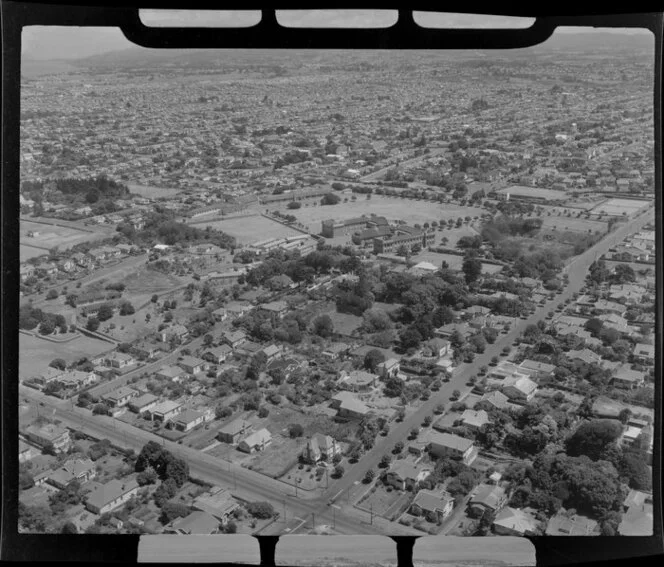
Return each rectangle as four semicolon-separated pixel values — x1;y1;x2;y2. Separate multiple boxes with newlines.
413;251;503;274
269;196;485;234
197;215;303;245
21;220;101;250
122;266;188;306
127;183;180;199
591;198;650;217
20;244;49;262
540;216;608;233
19;332;112;379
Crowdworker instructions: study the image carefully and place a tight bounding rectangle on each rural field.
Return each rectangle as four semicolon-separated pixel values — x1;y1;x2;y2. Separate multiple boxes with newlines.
270;196;485;234
19;332;112;379
198;215;304;245
20;244;48;262
20;220;103;250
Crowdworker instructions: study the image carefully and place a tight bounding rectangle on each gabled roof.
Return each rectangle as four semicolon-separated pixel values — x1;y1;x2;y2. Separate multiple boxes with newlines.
412;489;454;513
241;428;272;447
493;507;539;534
86;477;139;510
470;484;506;509
429;432;474;453
169;511;219;535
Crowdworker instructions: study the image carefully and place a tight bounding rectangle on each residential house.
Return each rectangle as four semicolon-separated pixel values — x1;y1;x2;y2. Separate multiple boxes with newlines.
322;342;350;360
478;390;510;411
618;490;653;536
19;440;38;463
385;460;432;491
105;351;135;369
85;477;140;515
128;393;159;414
261;344;283;363
192;487;240;524
58;370;97;391
223;302;253;318
222;330;247;349
339;370;378;392
36;262;58;277
428;433;478;465
172;409;206;432
160;324;189;344
23;423;71;453
303;433;340;464
410;490;455;522
545;512;599;536
131;341;163;360
71;252;93;269
217;418;252;444
517;359;556;380
488;361;527;381
566;348;602;365
501;375;538;404
20;264;35;282
612;365;646;389
212;307;228;322
493;507;539;536
46;458;96;489
57;258;76;273
178;355;207;375
377;358;400;379
237;428;272;453
156;365;187;382
102;386;138;408
331;392;372;420
165;511;220;535
33;366;65;386
150;400;183;422
202;344;233;365
632;343;654;365
468;484;508;516
423;338;450;358
460;409;490;431
258;301;289;319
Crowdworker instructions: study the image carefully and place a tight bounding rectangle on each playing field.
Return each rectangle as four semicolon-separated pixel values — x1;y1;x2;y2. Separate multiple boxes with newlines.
591;198;650;217
127;183;180;199
198;215;304;245
270;196;485;234
540;216;608;233
19;332;112;379
20;220;101;250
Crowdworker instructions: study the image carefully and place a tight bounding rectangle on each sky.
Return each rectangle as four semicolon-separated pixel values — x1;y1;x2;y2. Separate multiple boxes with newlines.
22;11;651;61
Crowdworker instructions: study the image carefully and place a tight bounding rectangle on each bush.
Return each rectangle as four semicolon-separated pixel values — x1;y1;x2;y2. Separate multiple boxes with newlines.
46;289;59;300
246;501;275;519
289;423;304;438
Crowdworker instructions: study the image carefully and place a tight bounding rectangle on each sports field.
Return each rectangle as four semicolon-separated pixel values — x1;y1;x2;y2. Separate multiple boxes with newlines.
127;183;180;199
591;198;650;217
270;196;485;234
198;215;304;245
540;216;608;233
21;220;101;250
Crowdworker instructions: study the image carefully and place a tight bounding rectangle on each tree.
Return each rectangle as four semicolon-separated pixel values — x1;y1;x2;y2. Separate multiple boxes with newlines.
160;502;191;524
287;201;302;209
333;465;345;478
452;389;461;400
364;349;386;373
61;521;78;534
38;320;55;335
119;301;135;316
151;294;159;303
566;419;623;461
46;289;59;300
289;423;304;438
96;304;114;322
247;501;274;519
137;468;158;486
49;358;67;370
322;193;341;205
379;454;392;468
364;469;376;484
312;314;334;338
462;256;482;284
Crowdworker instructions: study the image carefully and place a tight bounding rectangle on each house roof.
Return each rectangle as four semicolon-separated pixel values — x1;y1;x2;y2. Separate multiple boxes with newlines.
262;344;281;357
545;512;598;536
339;397;370;414
480;390;510;409
205;345;233;357
130;393;158;408
493;507;539;534
219;418;251;436
470;484;506;509
518;359;556;373
179;355;205;368
241;428;272;447
86;477;139;510
429;432;474;453
175;409;204;425
502;375;538;396
388;460;429;481
311;433;335;452
192;488;239;520
461;409;490;428
151;400;183;414
412;489;453;512
104;386;137;400
158;365;185;378
170;511;219;535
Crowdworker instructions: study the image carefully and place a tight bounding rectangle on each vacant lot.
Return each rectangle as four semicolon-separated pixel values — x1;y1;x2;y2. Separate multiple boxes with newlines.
246;434;306;478
21;220;101;250
122;266;188;306
198;215;303;245
19;332;112;379
271;196;485;234
359;484;411;519
326;311;363;337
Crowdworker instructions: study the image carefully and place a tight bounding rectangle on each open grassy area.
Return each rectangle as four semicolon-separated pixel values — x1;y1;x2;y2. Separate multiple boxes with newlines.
540;216;608;233
126;183;181;199
246;434;306;478
21;220;102;250
19;332;113;379
268;196;485;234
198;215;303;245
